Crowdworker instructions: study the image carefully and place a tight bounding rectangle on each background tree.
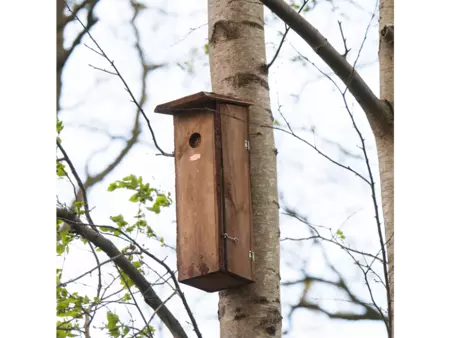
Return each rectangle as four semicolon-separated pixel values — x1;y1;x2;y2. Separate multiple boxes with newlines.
54;0;394;337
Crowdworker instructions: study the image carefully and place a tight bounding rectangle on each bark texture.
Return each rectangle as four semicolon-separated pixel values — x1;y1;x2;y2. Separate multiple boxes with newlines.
57;0;65;112
378;0;394;335
208;1;281;337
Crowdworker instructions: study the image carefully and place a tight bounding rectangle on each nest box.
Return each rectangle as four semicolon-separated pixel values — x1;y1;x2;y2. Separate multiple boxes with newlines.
155;92;254;292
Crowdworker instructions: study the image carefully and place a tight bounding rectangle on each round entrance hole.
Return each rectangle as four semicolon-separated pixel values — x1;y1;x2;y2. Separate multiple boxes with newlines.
189;132;201;148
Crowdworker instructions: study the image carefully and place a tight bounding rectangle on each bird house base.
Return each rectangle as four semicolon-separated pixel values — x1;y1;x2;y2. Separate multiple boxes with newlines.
181;271;253;293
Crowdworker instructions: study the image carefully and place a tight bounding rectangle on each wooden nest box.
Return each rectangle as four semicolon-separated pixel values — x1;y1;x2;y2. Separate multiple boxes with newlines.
155;92;255;292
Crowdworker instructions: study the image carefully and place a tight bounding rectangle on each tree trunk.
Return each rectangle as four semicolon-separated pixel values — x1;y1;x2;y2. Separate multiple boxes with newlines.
57;0;65;112
378;0;394;335
208;1;281;337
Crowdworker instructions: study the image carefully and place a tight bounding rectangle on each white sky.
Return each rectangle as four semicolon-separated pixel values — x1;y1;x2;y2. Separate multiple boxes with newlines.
55;0;386;338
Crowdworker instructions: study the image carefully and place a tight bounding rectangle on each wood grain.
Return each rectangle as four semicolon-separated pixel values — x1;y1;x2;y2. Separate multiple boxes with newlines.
174;111;220;281
220;104;254;280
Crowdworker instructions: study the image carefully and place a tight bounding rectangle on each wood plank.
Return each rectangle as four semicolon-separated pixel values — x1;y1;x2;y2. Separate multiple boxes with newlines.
174;111;220;281
220;104;254;280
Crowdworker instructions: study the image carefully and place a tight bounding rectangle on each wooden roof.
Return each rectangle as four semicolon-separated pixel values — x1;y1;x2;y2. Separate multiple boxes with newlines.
154;91;254;115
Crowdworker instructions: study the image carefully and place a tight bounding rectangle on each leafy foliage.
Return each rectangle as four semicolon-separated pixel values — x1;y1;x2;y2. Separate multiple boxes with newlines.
107;174;172;239
56;173;171;336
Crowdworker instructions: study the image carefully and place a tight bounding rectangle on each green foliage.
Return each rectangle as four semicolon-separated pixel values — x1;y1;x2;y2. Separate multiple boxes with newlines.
336;229;346;239
119;268;136;288
105;311;135;338
73;201;85;215
273;119;281;126
57;119;64;134
138;325;156;337
107;174;172;238
56;268;92;337
57;321;77;338
106;312;120;338
204;43;209;54
57;170;170;335
57;219;75;256
57;161;66;177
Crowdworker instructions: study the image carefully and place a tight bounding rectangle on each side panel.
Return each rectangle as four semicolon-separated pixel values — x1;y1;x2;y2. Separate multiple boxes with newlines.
174;111;220;281
220;104;254;280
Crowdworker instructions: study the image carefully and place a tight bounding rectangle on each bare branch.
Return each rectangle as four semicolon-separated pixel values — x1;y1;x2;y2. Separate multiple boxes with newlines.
267;0;310;68
90;225;202;338
56;209;191;338
56;141;96;230
58;0;100;71
337;21;351;58
118;268;155;338
59;252;141;287
65;2;173;157
258;0;393;131
340;94;392;333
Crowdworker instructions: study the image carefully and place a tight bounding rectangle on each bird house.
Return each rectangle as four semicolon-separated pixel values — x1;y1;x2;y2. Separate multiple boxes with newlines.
155;92;254;292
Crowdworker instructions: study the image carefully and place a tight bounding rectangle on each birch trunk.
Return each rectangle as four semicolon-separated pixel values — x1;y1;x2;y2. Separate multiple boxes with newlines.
208;1;281;337
378;0;394;335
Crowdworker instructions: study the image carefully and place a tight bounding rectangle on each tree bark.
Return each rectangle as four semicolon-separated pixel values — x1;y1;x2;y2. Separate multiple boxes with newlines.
208;1;281;337
57;0;65;113
378;0;394;335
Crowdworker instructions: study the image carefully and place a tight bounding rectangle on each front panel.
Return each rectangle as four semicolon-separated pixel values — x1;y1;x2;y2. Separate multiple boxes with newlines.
174;111;220;281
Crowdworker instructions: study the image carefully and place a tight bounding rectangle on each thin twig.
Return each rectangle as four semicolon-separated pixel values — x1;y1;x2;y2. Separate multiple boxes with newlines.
56;141;96;230
337;21;351;58
65;2;173;157
118;268;154;338
267;0;309;68
69;222;202;338
59;252;140;287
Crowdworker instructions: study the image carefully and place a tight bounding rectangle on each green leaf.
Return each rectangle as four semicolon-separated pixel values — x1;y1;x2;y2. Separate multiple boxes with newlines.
107;183;117;192
57;119;64;133
122;293;131;301
204;43;209;54
119;271;135;288
106;312;120;338
57;243;65;255
273;119;280;126
53;161;66;177
110;215;128;228
129;193;139;203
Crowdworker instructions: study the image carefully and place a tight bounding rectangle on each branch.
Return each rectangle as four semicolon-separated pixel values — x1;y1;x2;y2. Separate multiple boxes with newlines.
65;2;173;157
56;208;190;338
283;275;386;322
340;93;392;333
267;0;310;68
259;0;393;131
91;225;202;338
58;0;100;71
